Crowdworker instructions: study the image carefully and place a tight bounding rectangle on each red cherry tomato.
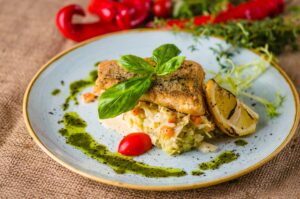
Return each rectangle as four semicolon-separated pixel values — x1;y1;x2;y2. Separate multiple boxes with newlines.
118;133;152;156
153;0;172;18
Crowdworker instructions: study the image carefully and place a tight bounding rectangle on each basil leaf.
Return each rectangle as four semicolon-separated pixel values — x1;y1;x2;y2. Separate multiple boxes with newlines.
98;76;152;119
155;56;186;76
152;44;181;66
118;55;154;74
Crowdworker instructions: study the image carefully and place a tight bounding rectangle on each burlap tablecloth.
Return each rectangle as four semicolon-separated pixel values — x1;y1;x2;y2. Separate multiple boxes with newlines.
1;0;300;198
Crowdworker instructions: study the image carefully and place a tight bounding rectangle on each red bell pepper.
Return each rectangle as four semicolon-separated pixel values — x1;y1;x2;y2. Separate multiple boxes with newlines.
166;15;212;28
214;0;285;22
115;3;132;29
88;0;116;22
88;0;151;28
164;0;284;29
122;0;151;27
56;4;121;42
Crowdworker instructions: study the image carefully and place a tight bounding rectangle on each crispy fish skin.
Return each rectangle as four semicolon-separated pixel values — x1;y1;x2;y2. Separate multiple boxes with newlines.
95;59;206;115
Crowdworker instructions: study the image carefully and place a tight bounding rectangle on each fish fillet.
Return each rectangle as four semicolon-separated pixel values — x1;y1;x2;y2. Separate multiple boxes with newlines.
95;59;207;115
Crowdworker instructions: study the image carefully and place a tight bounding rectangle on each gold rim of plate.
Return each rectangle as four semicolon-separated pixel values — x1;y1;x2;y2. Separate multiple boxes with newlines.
23;29;300;191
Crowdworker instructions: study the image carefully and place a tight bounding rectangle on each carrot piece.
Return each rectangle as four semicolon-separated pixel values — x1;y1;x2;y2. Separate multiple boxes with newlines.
161;126;175;139
82;92;97;103
132;108;142;116
168;114;177;123
191;115;202;125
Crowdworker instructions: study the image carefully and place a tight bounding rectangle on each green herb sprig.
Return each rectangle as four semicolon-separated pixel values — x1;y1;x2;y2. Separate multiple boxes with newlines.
189;15;300;55
173;0;247;19
156;13;300;55
209;44;237;69
210;45;285;118
98;44;186;119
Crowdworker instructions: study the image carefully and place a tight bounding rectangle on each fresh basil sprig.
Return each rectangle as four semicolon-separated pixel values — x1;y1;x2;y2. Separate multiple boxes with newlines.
155;56;186;76
152;44;181;66
117;55;154;75
98;44;186;119
98;76;152;119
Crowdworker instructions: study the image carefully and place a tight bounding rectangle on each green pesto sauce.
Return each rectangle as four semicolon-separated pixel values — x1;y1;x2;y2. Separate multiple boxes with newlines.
51;89;61;96
59;112;187;178
62;70;98;110
234;139;248;146
199;151;238;170
191;170;204;176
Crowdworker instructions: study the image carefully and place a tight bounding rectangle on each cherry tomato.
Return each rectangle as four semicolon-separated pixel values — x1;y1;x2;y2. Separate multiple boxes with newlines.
118;133;152;156
153;0;172;18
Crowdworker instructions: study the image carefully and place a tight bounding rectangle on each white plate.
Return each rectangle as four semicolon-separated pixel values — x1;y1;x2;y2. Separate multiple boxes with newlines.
23;30;299;191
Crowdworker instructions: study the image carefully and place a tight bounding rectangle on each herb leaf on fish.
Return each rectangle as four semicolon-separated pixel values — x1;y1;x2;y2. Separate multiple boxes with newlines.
98;43;186;119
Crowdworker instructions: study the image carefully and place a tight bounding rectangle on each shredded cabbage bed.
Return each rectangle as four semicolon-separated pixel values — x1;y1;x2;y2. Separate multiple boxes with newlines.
123;102;216;155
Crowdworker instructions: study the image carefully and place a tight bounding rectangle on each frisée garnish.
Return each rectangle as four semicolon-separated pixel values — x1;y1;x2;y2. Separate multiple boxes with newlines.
209;45;285;119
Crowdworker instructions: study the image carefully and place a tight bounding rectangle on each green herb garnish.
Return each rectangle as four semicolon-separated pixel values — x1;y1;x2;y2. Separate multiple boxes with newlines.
190;15;300;54
234;139;248;146
51;89;61;96
155;56;185;76
94;61;102;67
152;44;181;66
118;55;155;74
173;0;247;19
211;45;285;119
198;151;238;170
98;44;186;119
191;170;205;176
60;112;187;178
209;44;237;69
242;91;285;119
98;76;152;119
63;70;98;110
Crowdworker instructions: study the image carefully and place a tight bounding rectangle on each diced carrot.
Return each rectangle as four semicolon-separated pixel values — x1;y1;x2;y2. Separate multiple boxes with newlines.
82;92;97;103
191;115;202;125
161;126;175;139
168;114;177;123
93;86;102;94
132;108;142;116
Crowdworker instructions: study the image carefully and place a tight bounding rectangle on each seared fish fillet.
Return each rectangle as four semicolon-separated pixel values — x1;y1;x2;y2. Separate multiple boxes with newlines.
95;59;207;115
